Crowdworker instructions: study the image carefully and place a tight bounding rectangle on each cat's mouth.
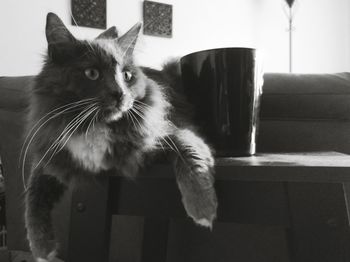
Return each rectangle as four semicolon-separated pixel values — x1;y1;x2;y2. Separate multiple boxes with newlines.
106;110;123;122
105;99;134;122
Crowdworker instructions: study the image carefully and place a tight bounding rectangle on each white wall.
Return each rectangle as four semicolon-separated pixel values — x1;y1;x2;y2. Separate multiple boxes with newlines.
0;0;257;76
293;0;350;73
0;0;349;76
255;0;350;73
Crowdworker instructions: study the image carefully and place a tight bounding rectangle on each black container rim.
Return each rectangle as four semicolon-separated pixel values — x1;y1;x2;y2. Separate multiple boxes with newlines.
181;47;257;62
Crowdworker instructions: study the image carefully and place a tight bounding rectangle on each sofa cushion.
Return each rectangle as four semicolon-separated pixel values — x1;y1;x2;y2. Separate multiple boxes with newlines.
261;73;350;121
0;76;33;111
258;120;350;154
258;72;350;154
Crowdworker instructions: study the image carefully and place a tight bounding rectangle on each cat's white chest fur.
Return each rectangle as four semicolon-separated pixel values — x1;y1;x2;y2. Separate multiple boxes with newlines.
66;126;112;172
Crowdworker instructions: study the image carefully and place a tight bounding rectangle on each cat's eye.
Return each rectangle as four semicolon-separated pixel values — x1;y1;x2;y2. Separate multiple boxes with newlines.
123;71;133;82
84;68;100;80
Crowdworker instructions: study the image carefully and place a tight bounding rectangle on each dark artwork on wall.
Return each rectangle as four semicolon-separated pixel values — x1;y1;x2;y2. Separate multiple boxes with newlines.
143;1;172;38
71;0;106;29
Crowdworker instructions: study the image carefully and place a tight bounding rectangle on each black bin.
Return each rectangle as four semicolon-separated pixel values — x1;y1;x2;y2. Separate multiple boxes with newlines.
180;48;263;157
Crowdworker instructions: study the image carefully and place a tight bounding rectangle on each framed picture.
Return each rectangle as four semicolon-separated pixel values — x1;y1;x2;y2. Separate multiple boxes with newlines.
71;0;107;29
143;1;173;38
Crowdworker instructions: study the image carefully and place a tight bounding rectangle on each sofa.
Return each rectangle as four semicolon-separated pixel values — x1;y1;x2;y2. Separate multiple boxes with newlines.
259;73;350;153
1;73;350;261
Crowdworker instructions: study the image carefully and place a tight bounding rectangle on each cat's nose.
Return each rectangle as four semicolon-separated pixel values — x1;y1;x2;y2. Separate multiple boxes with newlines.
111;91;124;104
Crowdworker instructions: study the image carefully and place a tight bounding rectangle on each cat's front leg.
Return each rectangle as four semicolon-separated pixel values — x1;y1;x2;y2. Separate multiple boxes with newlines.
25;169;67;262
171;128;217;228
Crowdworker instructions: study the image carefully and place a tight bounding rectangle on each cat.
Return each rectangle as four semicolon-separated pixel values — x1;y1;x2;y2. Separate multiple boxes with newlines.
24;12;217;262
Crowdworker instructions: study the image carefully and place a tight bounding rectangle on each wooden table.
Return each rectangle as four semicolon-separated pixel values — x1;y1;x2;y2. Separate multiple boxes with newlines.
67;152;350;262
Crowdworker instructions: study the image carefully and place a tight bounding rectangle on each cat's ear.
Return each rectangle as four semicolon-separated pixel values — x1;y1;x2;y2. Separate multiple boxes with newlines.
117;22;142;57
97;26;118;39
46;12;75;44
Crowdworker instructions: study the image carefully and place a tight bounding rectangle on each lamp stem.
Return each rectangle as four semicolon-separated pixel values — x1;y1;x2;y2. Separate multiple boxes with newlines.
289;8;293;73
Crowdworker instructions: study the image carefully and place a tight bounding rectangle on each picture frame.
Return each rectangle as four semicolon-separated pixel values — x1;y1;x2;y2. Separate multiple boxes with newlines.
143;0;173;38
71;0;107;29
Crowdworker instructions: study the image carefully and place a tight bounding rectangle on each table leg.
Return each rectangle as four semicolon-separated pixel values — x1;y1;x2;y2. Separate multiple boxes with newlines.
287;182;350;262
141;218;170;262
67;177;112;262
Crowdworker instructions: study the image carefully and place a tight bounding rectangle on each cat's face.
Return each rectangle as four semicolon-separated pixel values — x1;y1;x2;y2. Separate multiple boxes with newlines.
38;13;146;124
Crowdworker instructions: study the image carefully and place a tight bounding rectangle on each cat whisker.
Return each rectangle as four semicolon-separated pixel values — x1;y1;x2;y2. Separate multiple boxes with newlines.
134;102;179;136
134;99;152;107
164;135;184;158
125;110;130;121
132;106;190;169
129;111;140;131
131;107;173;152
37;104;98;169
91;109;100;130
134;100;154;110
162;132;193;171
40;113;97;170
43;106;98;168
85;107;100;140
92;109;100;131
157;139;166;152
22;99;97;165
125;111;134;129
128;109;164;152
32;102;97;169
20;98;97;164
21;99;98;190
69;11;95;52
55;105;98;151
128;109;142;131
130;107;146;128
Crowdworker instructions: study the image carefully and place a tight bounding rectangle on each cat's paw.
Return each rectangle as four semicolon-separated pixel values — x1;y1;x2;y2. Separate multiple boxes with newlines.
173;129;217;228
176;167;218;229
29;238;58;262
36;250;57;262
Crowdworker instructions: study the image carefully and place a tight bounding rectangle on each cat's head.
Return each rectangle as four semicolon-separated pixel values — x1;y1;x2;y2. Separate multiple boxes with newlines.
36;12;147;124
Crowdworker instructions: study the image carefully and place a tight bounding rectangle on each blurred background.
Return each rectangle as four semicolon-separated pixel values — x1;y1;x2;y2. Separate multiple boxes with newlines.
0;0;349;76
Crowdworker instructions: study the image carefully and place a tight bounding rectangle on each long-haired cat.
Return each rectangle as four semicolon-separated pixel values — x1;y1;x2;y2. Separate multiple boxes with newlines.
24;13;217;261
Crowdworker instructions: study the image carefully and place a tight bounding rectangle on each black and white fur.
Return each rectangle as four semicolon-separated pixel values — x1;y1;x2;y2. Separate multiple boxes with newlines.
24;13;217;261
